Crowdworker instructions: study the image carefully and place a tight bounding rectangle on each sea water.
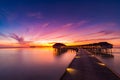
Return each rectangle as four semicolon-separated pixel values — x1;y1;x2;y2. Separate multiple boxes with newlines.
0;47;76;80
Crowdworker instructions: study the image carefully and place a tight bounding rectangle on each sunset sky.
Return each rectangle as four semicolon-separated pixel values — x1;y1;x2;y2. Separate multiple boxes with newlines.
0;0;120;47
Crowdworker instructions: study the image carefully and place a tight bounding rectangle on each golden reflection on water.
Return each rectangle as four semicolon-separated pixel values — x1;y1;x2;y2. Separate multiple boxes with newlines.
0;47;76;80
0;47;76;68
20;47;57;66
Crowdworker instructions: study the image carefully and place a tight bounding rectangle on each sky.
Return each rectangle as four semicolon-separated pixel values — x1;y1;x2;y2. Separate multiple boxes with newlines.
0;0;120;47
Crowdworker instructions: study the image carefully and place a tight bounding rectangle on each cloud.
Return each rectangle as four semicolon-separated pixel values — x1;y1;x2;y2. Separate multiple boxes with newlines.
50;34;70;39
61;23;73;28
0;32;8;37
92;23;117;30
27;12;43;19
69;22;119;39
9;33;24;44
9;33;32;44
87;30;115;36
35;23;73;39
33;20;88;40
77;20;88;26
74;37;120;43
41;23;49;28
96;30;113;35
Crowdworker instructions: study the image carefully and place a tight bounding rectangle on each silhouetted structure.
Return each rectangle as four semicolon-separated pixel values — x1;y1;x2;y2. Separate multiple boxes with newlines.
53;43;79;53
53;43;66;48
80;42;113;57
53;43;67;56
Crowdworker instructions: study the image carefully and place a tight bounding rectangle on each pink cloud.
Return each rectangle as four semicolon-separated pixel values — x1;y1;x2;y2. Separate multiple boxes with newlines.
86;30;115;37
61;23;73;28
34;23;73;39
41;23;49;28
70;22;118;37
38;21;88;38
48;34;70;39
77;20;88;26
74;37;120;43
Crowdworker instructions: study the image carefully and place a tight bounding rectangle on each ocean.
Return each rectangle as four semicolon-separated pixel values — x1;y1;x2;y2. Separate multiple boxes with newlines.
96;47;120;77
0;47;76;80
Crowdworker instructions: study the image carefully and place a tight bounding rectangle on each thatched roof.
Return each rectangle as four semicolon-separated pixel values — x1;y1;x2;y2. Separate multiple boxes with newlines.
98;42;113;48
53;43;66;48
81;42;113;48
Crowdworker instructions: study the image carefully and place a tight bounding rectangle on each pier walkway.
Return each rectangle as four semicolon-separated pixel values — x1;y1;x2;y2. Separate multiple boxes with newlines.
60;49;120;80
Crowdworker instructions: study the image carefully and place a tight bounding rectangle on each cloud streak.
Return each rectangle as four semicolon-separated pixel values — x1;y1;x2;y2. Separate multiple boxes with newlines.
34;20;88;40
85;30;115;37
0;32;7;37
27;12;43;19
9;33;24;44
0;19;120;46
74;37;120;43
88;30;114;35
9;33;32;45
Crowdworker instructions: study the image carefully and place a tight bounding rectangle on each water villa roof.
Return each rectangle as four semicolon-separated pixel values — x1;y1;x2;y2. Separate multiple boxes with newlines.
53;43;66;48
81;42;113;49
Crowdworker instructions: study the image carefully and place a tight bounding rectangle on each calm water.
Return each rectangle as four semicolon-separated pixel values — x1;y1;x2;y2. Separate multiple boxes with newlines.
0;47;76;80
96;48;120;76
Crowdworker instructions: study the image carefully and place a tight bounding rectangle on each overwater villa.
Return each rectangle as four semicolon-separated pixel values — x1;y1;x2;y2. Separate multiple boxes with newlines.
80;42;113;57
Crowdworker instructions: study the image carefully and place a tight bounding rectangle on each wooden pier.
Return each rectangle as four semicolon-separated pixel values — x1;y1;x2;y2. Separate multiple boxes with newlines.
60;49;120;80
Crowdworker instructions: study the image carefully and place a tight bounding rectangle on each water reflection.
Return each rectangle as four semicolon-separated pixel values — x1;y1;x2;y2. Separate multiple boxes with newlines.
53;47;78;57
53;48;68;56
96;48;120;76
0;47;76;80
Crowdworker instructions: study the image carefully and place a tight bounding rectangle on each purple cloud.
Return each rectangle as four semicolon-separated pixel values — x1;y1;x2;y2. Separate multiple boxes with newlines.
87;30;114;36
9;33;32;45
9;33;24;44
74;37;120;43
0;32;7;37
